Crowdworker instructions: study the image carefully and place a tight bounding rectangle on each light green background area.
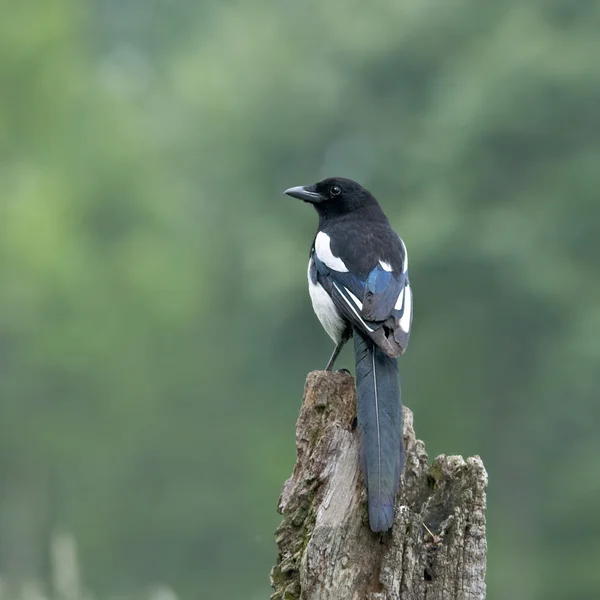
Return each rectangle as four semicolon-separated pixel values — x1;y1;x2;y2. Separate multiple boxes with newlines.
1;1;599;599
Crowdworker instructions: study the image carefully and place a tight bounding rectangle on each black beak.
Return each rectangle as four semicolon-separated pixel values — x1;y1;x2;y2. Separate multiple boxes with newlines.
283;185;322;203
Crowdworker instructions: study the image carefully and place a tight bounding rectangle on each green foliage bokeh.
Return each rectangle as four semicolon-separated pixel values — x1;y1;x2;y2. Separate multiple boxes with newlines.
1;1;599;598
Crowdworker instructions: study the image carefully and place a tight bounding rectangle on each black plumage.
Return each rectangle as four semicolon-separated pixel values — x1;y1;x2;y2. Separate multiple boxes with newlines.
285;177;413;532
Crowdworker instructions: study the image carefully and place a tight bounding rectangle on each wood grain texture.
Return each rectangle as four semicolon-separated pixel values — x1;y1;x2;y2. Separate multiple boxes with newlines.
270;371;487;600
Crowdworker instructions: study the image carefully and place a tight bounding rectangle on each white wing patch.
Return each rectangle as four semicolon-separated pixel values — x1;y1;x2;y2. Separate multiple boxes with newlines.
399;284;412;333
379;260;392;272
315;231;349;273
332;281;374;332
394;286;405;311
346;288;363;310
399;238;408;273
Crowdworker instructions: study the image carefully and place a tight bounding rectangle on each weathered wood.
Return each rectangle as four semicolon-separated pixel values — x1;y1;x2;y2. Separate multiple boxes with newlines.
270;371;487;600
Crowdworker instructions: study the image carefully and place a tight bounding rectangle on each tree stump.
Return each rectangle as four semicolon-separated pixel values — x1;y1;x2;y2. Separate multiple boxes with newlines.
270;371;487;600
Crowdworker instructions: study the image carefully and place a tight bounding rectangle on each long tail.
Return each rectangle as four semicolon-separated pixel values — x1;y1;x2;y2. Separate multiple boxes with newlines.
353;326;404;532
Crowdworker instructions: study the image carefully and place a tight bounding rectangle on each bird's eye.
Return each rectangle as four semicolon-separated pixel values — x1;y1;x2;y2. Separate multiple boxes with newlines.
330;185;342;197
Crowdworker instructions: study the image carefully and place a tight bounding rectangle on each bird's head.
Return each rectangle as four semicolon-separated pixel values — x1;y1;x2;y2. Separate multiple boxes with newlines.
284;177;379;218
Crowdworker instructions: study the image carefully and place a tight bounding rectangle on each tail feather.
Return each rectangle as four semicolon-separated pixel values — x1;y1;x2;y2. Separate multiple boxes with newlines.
353;326;404;532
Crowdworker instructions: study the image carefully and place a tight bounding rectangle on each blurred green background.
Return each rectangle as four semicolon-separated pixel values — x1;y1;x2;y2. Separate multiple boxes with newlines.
1;0;599;599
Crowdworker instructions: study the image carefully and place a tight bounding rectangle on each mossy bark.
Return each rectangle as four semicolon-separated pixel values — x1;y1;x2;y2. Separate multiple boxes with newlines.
270;371;487;600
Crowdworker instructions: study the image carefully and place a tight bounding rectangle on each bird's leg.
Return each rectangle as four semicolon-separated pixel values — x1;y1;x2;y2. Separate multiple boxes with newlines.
325;342;345;371
325;327;352;371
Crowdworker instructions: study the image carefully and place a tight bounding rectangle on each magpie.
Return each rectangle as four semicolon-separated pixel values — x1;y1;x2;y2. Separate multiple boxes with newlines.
285;177;413;532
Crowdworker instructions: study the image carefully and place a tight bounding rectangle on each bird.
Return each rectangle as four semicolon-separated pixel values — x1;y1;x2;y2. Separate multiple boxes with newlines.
285;177;413;532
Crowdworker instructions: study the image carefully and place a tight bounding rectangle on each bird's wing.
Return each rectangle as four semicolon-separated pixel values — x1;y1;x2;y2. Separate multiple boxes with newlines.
361;264;406;321
312;230;412;357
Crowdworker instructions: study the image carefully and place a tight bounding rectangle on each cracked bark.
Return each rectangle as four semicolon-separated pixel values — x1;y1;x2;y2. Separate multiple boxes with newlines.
270;371;487;600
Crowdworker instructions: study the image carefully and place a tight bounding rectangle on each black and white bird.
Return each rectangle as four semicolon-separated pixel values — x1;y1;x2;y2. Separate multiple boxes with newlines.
285;177;413;532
